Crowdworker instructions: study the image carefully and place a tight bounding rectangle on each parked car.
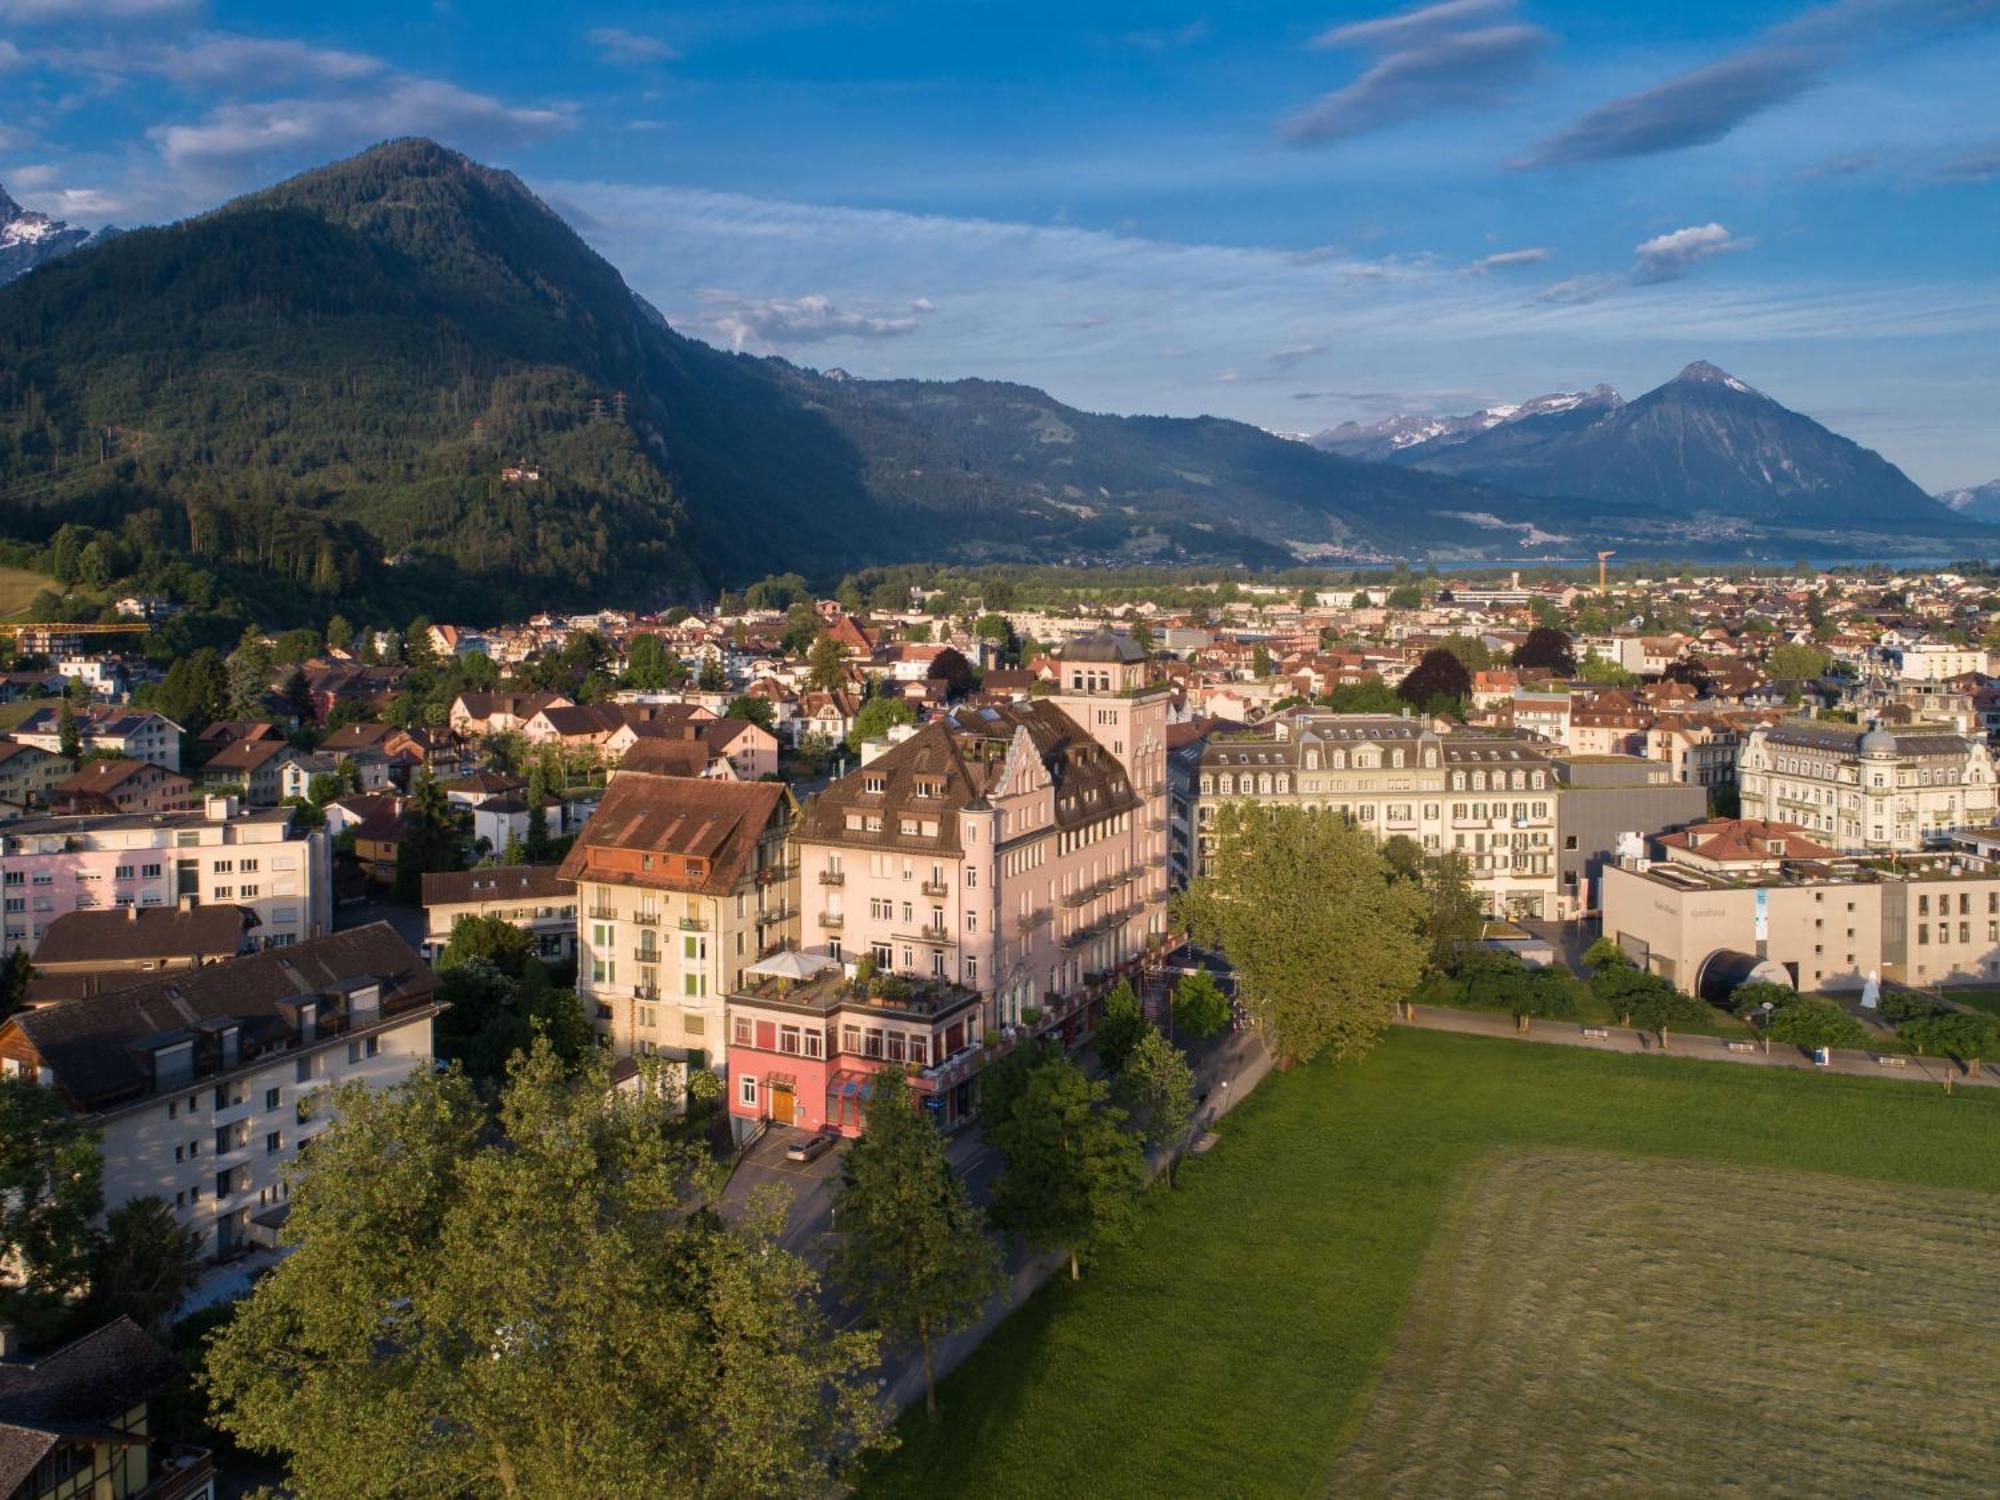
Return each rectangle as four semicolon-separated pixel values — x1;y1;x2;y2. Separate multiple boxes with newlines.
785;1127;841;1164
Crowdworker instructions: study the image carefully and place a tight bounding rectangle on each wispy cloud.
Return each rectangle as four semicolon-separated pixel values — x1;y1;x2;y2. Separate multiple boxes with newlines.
1465;246;1550;272
0;0;196;21
1281;0;1550;146
1524;0;2000;166
1266;342;1328;368
150;80;571;168
1121;19;1210;52
1937;143;2000;181
693;291;931;349
586;26;680;65
1633;222;1754;282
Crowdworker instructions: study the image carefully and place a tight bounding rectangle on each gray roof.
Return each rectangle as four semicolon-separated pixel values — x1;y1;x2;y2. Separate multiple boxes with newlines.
0;1317;181;1492
1058;630;1148;665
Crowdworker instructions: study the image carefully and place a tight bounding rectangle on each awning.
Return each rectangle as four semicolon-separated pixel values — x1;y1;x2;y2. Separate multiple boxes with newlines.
827;1068;876;1100
764;1072;798;1091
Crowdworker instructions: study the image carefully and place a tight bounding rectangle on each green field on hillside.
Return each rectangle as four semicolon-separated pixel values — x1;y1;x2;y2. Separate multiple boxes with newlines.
857;1029;2000;1499
0;565;54;618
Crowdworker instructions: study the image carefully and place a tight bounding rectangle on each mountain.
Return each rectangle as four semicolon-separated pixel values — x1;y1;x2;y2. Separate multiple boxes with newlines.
0;183;96;285
1386;362;1960;532
0;139;1550;615
1937;480;2000;524
1312;386;1622;463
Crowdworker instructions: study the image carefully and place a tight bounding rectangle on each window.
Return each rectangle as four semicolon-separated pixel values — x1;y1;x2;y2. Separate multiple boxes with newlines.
266;1131;283;1154
739;1074;758;1108
265;1087;280;1109
733;1016;753;1046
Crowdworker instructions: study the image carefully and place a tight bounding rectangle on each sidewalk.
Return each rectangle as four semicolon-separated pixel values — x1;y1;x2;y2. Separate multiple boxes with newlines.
1398;1003;1997;1088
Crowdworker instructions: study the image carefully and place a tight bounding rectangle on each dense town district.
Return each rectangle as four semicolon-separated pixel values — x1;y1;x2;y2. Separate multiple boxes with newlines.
2;563;1998;1498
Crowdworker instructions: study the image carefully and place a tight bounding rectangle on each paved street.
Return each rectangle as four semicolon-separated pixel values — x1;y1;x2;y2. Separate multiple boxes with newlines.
1399;1002;1998;1088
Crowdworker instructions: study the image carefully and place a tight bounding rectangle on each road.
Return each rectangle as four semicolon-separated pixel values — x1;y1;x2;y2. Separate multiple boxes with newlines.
714;1020;1277;1413
1398;1002;1998;1088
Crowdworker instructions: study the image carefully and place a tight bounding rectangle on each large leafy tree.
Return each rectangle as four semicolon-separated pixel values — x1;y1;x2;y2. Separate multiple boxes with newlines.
1116;1029;1197;1186
1395;648;1471;711
1511;626;1576;676
0;1076;103;1346
1900;1012;2000;1076
1176;804;1428;1065
392;767;464;903
806;633;847;693
438;913;538;975
847;695;915;755
86;1196;202;1333
927;647;976;701
987;1055;1144;1282
831;1069;1002;1420
1091;979;1147;1074
204;1044;888;1498
1171;968;1231;1040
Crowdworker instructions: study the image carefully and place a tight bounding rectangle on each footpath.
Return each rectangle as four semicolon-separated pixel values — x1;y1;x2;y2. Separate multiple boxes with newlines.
1398;1002;1999;1089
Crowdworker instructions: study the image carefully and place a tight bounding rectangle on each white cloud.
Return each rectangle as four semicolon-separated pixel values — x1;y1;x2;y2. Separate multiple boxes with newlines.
1633;222;1753;282
693;292;930;349
1465;246;1550;272
0;0;196;20
0;40;26;70
150;79;571;168
586;26;680;64
1266;342;1328;368
145;36;387;88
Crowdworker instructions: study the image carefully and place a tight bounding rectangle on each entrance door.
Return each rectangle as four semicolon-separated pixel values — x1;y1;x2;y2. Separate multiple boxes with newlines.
771;1085;795;1126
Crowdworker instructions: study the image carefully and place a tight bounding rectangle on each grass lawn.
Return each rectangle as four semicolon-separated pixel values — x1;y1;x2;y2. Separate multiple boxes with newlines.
0;697;63;734
856;1028;2000;1499
0;564;54;618
1938;987;2000;1018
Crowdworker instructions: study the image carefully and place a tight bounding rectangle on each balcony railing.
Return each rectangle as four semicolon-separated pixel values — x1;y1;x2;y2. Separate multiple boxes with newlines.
631;910;661;926
633;984;660;1001
820;912;845;929
817;869;846;886
920;879;949;898
678;916;708;932
635;946;661;965
587;905;618;921
756;904;792;925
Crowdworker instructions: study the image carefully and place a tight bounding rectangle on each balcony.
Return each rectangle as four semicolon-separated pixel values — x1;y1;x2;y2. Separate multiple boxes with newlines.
587;905;618;921
632;984;661;1001
634;946;661;966
920;879;950;898
820;912;845;929
678;916;708;932
756;904;792;926
817;869;846;887
899;923;956;946
631;910;661;927
140;1443;216;1500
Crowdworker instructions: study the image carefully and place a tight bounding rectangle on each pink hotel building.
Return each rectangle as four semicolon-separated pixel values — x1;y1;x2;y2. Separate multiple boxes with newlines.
791;633;1173;1041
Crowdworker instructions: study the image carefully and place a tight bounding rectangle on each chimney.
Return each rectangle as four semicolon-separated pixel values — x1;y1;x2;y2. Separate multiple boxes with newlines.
126;904;138;922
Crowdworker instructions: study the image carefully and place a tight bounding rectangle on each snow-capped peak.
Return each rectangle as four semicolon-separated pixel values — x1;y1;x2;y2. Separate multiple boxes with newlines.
1;183;95;285
1674;360;1760;396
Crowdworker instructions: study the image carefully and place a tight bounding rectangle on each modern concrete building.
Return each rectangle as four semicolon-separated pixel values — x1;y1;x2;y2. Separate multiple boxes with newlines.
0;924;439;1260
1551;754;1707;918
0;798;332;958
1736;719;1997;852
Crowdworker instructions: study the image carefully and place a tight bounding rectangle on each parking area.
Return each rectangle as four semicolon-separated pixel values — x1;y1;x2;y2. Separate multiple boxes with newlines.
716;1124;851;1260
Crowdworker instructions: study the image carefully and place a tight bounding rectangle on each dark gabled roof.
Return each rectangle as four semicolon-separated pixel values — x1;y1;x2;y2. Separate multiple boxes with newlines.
617;739;714;778
558;774;787;895
32;904;253;969
199;737;292;772
0;738;63;768
1059;630;1148;665
422;865;575;907
0;1317;182;1493
50;758;171;795
2;923;437;1112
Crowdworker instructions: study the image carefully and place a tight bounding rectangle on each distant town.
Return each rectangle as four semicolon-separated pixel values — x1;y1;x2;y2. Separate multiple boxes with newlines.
3;558;1999;1497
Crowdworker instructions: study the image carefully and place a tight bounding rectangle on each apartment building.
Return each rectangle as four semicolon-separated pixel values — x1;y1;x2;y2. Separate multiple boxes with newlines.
0;797;332;958
196;738;299;806
0;738;70;812
49;758;196;817
1194;712;1559;920
1550;755;1706;918
0;924;439;1259
1736;719;1998;852
724;951;986;1139
558;774;797;1071
23;903;255;1005
13;707;182;771
1603;826;2000;996
420;865;578;963
794;682;1172;1039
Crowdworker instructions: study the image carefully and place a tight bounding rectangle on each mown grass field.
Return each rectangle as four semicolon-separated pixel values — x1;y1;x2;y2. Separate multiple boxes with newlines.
1332;1150;2000;1497
0;564;54;618
856;1028;2000;1499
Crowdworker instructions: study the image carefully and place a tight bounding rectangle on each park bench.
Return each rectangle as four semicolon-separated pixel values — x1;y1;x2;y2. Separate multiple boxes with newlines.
1581;1027;1610;1040
1877;1055;1907;1068
1727;1041;1757;1054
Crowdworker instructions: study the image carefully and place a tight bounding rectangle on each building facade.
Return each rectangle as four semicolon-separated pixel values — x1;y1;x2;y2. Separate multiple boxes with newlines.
1737;720;1998;852
0;798;332;958
420;865;579;963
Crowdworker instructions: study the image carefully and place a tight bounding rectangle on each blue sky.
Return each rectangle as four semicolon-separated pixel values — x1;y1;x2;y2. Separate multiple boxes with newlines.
3;0;1997;487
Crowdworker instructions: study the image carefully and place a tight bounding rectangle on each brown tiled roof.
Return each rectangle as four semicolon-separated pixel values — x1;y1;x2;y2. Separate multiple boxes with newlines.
0;1317;182;1492
422;865;575;906
32;904;254;969
558;774;788;895
617;740;713;778
535;704;626;737
50;758;162;796
0;923;437;1112
200;737;292;772
1659;818;1837;863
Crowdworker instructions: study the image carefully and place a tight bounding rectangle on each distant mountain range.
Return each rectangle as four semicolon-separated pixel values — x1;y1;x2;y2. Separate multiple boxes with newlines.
0;183;112;284
1314;386;1622;464
0;141;1988;617
1937;480;2000;524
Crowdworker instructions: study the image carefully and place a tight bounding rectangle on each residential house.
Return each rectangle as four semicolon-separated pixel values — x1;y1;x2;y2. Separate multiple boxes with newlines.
195;738;298;806
0;739;72;813
21;903;255;1005
14;707;182;772
49;759;196;817
420;865;578;963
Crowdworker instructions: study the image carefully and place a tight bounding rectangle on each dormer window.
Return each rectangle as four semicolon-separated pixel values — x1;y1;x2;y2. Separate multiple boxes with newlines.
863;776;886;795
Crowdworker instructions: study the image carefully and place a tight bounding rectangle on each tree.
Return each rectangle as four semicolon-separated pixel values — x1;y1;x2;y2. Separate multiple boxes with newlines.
726;694;776;730
433;959;591;1091
56;695;80;763
1116;1029;1196;1186
1171;968;1231;1040
1176;804;1427;1065
927;647;976;701
0;1076;102;1346
1437;633;1497;673
624;633;674;691
1512;626;1576;676
1582;936;1632;973
973;613;1011;645
1415;850;1484;975
1385;583;1423;609
1576;651;1637;686
1899;1012;2000;1076
438;914;537;976
988;1055;1145;1281
1620;980;1713;1049
1396;648;1471;712
1759;995;1870;1052
153;648;228;733
1766;641;1832;681
392;768;463;903
86;1196;201;1333
281;666;315;725
806;633;847;692
697;654;727;692
203;1044;887;1498
524;760;551;861
1091;980;1147;1074
1251;645;1273;678
847;695;915;755
831;1068;1002;1419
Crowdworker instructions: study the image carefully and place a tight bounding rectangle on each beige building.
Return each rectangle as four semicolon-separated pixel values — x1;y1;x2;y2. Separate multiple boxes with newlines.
1737;720;1997;852
1602;823;2000;996
1195;712;1558;919
0;924;439;1260
559;774;797;1072
420;865;579;964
